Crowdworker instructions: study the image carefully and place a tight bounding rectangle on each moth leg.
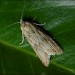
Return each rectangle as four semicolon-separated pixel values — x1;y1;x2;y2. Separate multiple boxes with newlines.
32;16;36;21
33;22;46;26
20;32;25;45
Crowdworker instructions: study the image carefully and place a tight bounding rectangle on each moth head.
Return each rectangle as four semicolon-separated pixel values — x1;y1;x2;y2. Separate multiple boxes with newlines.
20;19;30;28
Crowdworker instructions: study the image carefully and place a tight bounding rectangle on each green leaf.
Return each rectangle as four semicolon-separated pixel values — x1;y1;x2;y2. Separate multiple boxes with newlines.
0;0;75;74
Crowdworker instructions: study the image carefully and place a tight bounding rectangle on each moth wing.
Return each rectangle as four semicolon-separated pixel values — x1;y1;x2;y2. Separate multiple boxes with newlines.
33;45;51;67
45;35;63;55
38;30;63;55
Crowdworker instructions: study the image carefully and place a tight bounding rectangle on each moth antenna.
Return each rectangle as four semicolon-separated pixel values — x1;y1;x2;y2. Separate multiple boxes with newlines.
9;22;20;26
20;1;26;23
0;22;20;33
5;22;20;29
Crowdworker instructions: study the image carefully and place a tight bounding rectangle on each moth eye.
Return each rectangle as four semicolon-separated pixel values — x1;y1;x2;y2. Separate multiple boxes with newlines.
21;22;25;27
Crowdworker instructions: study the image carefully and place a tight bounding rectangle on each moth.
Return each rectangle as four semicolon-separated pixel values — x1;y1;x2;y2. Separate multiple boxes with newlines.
20;19;63;67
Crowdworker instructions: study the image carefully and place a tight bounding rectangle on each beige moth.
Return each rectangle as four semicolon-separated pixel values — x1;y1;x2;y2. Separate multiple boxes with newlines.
20;19;63;67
